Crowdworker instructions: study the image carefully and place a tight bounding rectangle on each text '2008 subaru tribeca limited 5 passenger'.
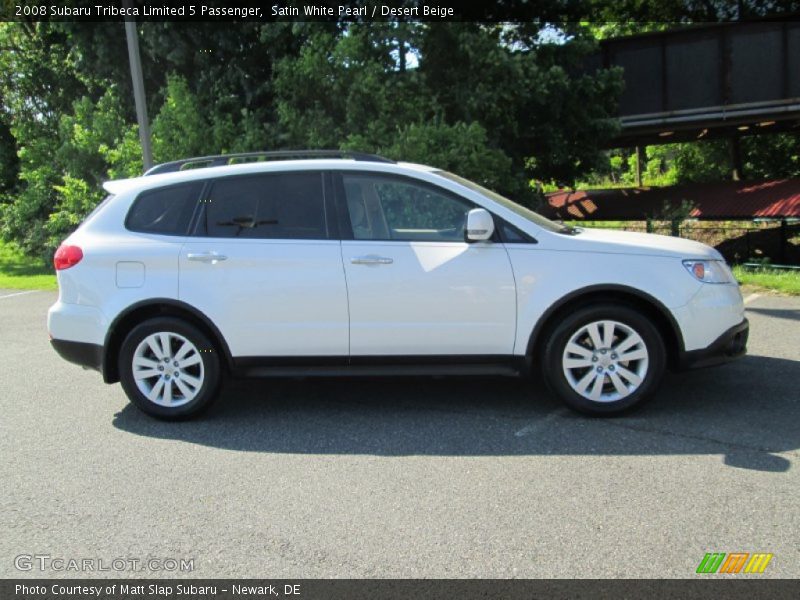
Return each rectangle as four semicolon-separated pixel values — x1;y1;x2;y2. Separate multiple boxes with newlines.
48;150;749;420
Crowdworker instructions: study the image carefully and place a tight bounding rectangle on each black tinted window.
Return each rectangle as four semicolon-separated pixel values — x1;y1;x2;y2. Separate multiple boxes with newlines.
126;183;201;235
205;172;327;239
499;221;536;243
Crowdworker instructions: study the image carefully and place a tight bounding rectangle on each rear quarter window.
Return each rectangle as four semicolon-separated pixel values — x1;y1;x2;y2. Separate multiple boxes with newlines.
126;182;203;235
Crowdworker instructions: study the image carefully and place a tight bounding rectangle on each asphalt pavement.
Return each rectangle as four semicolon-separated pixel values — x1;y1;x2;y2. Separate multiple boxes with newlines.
1;288;798;578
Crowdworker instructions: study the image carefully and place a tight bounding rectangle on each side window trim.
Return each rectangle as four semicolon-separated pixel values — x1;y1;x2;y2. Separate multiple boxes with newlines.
322;171;340;241
332;171;354;241
188;179;212;237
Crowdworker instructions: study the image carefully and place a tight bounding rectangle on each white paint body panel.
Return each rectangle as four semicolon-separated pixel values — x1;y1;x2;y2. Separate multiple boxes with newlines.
179;239;349;357
342;240;516;355
504;245;741;354
671;282;745;351
47;230;182;345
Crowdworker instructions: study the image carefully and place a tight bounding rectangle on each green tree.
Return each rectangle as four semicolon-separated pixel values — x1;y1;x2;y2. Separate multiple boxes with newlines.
274;23;427;149
417;23;623;187
275;22;623;197
1;20;624;259
352;120;514;193
5;88;139;260
742;133;800;180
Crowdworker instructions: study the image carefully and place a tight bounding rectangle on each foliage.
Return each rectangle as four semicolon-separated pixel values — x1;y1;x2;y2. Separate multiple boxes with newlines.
355;121;514;193
11;14;799;263
1;85;138;260
0;21;628;259
741;134;800;180
275;22;623;198
581;135;800;190
151;75;211;162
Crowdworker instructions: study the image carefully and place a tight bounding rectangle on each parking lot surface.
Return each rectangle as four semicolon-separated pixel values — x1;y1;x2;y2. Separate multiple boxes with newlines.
1;289;798;578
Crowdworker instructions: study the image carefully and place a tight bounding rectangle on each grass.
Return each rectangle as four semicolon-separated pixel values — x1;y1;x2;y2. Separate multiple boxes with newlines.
733;265;800;296
0;241;57;290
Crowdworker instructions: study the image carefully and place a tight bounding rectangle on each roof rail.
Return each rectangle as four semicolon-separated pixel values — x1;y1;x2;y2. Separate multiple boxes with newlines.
143;150;395;176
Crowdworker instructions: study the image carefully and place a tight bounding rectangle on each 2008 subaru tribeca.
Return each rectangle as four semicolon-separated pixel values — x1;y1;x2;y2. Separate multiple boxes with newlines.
47;150;749;420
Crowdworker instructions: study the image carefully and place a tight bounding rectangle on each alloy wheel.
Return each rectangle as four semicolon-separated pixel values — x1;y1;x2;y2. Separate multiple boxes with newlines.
132;332;205;407
561;319;649;403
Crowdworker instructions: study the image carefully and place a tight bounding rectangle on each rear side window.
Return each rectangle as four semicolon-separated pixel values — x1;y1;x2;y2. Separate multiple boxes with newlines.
126;182;202;235
203;172;327;239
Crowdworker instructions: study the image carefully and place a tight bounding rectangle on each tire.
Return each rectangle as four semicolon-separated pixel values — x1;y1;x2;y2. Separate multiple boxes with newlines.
541;304;666;416
118;317;221;420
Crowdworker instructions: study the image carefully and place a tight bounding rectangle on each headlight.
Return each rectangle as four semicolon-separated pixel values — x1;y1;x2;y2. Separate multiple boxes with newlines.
682;259;735;284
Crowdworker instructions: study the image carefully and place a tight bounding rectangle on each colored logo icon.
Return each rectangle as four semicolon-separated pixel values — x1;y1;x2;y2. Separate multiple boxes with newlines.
696;552;773;574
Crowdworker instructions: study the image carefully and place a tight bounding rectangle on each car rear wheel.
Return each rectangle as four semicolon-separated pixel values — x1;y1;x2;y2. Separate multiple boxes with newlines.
119;317;221;420
542;304;666;415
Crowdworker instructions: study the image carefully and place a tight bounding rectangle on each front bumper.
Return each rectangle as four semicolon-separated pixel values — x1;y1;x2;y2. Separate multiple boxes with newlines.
51;339;104;373
678;318;749;370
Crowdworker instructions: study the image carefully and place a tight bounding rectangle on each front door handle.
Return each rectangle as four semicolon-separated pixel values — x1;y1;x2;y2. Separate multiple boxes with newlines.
351;255;393;265
187;252;228;263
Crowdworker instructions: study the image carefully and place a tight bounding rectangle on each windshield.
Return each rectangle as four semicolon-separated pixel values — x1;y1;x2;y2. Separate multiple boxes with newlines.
435;171;567;234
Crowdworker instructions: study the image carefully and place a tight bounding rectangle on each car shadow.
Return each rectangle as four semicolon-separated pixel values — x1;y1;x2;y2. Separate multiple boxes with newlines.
113;354;799;473
746;307;800;323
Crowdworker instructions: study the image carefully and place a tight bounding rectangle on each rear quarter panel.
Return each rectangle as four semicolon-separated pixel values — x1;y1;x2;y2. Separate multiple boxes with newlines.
54;211;184;348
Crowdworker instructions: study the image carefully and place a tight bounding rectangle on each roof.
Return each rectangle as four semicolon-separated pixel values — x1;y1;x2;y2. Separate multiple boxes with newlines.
543;179;800;221
103;159;437;195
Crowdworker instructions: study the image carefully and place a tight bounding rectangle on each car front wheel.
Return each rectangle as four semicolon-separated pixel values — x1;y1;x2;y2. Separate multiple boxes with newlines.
118;317;221;420
542;304;666;415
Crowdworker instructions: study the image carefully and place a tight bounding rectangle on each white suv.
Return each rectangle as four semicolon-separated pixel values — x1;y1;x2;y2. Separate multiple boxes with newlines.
47;151;749;419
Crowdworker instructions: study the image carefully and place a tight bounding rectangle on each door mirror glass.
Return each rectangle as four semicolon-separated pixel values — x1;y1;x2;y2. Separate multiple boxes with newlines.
465;208;495;242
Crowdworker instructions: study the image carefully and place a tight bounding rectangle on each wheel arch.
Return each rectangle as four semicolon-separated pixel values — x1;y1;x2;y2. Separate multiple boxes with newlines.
526;284;685;372
102;299;233;383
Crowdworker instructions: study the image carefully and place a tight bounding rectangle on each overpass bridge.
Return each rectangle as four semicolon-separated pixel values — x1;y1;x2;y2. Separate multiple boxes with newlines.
595;20;800;148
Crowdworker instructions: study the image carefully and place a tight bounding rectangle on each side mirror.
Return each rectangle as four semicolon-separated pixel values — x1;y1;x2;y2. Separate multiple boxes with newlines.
465;208;495;242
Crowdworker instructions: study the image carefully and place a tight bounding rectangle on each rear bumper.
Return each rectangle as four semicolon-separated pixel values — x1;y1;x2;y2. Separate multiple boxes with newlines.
678;318;749;370
51;339;104;373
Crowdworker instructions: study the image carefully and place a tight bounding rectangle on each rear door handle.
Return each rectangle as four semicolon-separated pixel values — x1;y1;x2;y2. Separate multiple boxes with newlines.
351;255;393;265
187;252;228;263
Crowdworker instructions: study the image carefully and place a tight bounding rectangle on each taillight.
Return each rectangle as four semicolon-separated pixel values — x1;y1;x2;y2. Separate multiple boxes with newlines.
53;244;83;270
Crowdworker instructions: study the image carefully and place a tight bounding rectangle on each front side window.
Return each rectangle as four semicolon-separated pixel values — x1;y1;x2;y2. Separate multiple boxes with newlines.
204;172;327;239
342;174;473;242
435;170;564;234
126;182;202;235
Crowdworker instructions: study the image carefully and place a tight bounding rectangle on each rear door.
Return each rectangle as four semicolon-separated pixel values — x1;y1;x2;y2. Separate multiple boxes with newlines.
179;170;349;358
337;172;517;357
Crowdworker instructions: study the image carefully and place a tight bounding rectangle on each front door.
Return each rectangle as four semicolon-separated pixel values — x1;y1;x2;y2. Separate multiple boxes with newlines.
338;172;517;357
